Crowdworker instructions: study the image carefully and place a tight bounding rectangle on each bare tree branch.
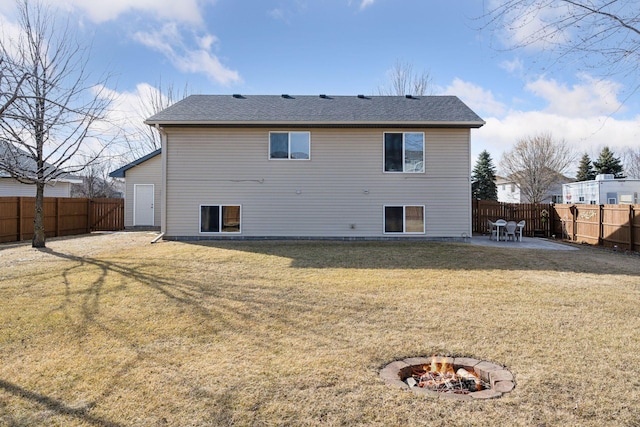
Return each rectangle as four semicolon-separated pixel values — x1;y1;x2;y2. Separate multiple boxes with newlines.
121;79;190;161
500;132;576;203
481;0;640;96
377;60;433;96
0;0;116;247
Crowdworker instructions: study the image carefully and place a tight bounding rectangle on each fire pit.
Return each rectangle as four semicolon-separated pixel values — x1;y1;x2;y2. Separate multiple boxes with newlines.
380;356;515;400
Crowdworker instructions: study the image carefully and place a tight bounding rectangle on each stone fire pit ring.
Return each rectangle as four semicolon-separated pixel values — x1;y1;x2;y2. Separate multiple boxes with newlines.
380;356;515;401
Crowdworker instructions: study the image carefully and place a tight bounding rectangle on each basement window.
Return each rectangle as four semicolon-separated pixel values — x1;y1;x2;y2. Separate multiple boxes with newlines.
384;205;425;234
200;205;241;233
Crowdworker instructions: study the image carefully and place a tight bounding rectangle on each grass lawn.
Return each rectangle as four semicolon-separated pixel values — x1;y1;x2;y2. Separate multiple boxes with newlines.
1;232;639;426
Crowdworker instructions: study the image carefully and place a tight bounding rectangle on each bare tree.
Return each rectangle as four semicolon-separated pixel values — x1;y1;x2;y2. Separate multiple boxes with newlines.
482;1;640;97
123;79;189;160
621;147;640;179
500;133;576;203
377;60;433;96
71;157;122;198
0;0;115;247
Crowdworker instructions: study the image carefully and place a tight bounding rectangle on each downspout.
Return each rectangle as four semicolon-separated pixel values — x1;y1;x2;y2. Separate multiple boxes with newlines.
158;124;168;236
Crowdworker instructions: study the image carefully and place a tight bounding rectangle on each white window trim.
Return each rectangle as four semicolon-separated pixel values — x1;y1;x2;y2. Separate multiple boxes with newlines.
382;132;425;174
199;204;242;234
383;205;426;235
269;131;311;161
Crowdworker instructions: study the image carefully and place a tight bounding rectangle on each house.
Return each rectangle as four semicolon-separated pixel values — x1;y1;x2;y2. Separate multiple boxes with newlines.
496;175;569;204
109;149;161;228
144;94;484;240
0;142;82;197
563;174;640;205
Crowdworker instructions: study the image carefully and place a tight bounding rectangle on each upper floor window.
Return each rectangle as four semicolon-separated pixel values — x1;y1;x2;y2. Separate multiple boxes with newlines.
384;132;424;173
269;132;310;160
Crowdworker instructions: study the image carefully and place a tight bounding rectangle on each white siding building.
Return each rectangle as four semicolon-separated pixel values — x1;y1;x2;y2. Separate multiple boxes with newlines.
109;149;162;228
563;174;640;205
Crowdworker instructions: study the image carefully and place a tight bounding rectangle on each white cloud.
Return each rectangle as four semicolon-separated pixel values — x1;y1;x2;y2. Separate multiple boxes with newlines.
475;112;640;175
441;78;507;117
360;0;375;10
499;58;524;75
493;0;571;50
133;24;240;86
456;74;640;173
47;0;207;24
525;74;624;117
268;8;288;22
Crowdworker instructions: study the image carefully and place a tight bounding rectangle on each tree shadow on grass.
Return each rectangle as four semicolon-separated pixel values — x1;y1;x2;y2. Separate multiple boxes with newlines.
15;247;344;425
39;247;329;340
0;379;123;427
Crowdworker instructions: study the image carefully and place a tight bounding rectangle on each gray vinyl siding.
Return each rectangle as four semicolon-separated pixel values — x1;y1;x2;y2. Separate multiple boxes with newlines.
164;127;471;238
124;154;162;227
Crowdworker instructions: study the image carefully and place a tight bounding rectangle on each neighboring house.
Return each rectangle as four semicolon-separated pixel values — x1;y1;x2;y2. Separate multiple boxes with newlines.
0;142;82;197
109;149;161;228
496;175;569;204
563;174;640;205
496;176;522;204
144;94;484;239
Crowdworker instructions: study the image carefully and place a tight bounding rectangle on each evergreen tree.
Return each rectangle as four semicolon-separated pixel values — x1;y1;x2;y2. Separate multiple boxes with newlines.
575;153;596;181
471;150;498;200
593;146;625;178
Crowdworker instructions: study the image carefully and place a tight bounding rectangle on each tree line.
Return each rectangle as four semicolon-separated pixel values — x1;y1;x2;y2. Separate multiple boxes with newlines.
472;135;636;204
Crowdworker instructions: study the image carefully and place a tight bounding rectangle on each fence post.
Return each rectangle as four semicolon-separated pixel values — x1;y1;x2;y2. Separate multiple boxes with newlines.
55;198;61;237
598;204;603;245
630;204;635;251
17;197;22;241
87;199;92;233
571;205;577;242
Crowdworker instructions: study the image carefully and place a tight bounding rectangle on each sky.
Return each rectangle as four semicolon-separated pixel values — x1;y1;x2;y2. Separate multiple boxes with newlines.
0;0;638;174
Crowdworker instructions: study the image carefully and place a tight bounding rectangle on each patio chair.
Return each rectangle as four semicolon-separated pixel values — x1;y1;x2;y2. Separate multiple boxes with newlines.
505;221;517;241
488;220;497;240
516;220;525;242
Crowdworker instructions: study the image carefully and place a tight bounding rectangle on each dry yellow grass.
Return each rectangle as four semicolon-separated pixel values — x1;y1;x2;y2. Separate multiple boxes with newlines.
0;232;639;426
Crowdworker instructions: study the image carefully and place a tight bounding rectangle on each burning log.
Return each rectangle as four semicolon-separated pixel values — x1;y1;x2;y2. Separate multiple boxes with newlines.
403;357;489;393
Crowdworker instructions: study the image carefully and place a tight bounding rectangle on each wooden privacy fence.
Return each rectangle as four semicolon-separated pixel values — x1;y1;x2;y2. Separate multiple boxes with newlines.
0;197;124;243
555;204;639;252
473;200;639;251
472;200;555;237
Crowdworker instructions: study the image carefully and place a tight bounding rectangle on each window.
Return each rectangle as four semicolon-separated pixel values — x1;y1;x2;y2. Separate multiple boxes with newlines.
269;132;310;160
384;132;424;173
200;205;241;233
384;205;425;234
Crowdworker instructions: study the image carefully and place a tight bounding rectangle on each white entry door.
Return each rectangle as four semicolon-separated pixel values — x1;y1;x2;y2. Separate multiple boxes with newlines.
134;184;154;226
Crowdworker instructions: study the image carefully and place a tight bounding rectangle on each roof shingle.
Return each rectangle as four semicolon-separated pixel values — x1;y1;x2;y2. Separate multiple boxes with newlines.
145;95;484;127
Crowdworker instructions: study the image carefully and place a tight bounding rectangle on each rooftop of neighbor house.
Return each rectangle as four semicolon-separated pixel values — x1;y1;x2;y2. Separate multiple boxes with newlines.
144;94;485;127
0;141;81;182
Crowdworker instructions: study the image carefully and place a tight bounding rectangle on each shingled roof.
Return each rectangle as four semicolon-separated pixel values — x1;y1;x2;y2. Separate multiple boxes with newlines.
145;95;484;128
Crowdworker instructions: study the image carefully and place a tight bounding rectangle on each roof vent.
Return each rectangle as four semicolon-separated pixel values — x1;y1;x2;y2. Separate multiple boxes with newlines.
281;94;293;99
357;94;367;99
232;94;244;99
319;94;328;98
405;94;414;99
